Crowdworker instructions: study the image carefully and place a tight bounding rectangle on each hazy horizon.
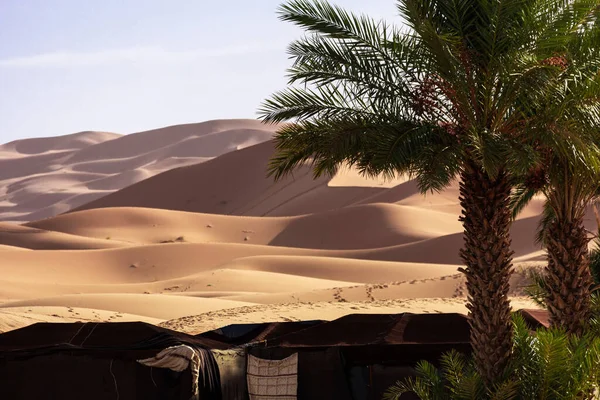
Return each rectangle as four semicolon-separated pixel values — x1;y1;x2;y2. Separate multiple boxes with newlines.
0;0;397;143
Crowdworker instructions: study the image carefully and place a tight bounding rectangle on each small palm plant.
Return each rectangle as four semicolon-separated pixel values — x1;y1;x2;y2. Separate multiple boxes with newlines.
383;316;600;400
383;350;518;400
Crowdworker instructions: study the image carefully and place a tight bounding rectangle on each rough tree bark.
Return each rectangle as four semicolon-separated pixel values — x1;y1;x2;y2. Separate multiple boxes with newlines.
458;160;514;387
545;206;593;336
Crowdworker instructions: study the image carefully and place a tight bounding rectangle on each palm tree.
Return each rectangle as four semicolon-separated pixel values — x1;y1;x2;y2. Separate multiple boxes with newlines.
258;0;593;386
510;17;600;335
515;160;600;337
526;206;600;333
541;164;600;335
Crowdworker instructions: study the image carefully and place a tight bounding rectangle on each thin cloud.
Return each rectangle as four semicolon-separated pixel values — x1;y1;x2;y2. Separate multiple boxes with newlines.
0;43;285;68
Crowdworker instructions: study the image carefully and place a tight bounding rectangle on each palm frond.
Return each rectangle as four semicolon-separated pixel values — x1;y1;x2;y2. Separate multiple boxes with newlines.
383;359;450;400
523;267;550;309
535;200;557;245
266;117;445;183
385;313;600;399
509;184;540;220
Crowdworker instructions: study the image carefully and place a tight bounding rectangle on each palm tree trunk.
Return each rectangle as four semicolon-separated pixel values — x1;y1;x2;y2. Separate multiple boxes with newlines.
458;160;514;387
545;209;593;336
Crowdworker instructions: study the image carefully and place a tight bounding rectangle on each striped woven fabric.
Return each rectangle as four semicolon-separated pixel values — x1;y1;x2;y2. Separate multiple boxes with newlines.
247;353;298;400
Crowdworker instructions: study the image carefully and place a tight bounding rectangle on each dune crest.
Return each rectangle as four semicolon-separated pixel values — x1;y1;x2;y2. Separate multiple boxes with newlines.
0;119;278;223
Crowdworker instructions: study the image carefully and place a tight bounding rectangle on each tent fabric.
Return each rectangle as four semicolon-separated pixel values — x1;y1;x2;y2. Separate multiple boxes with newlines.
138;344;205;396
516;309;550;329
0;322;224;400
213;348;249;400
0;353;199;400
246;313;473;400
340;342;472;366
199;320;325;347
247;353;298;400
0;321;227;355
249;346;354;400
138;344;198;372
270;313;471;348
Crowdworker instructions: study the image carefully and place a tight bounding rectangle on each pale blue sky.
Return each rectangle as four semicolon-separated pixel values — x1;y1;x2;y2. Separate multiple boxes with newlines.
0;0;398;142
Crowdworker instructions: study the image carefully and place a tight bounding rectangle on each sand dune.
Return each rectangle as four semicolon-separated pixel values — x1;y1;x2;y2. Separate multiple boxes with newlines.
0;130;121;156
0;307;162;334
161;297;542;335
0;241;464;286
69;135;555;225
213;256;459;283
225;266;534;304
0;222;128;250
71;140;409;217
28;203;463;249
0;244;30;251
0;221;543;286
0;268;358;302
0;119;557;333
0;294;254;320
0;119;277;223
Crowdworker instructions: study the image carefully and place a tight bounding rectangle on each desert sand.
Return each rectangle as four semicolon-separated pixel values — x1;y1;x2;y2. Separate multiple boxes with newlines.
0;119;277;223
0;119;570;334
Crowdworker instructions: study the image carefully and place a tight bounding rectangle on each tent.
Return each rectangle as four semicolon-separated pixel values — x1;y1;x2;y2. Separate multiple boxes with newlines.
198;320;325;346
0;321;224;400
246;313;472;400
199;320;325;400
516;308;550;329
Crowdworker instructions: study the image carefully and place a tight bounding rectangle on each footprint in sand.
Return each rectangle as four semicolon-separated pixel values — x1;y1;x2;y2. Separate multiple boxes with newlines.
365;286;376;302
333;288;348;302
453;283;466;297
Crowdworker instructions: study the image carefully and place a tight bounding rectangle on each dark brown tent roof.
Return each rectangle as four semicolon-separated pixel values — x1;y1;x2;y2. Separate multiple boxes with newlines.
515;309;550;329
0;322;224;400
0;321;228;358
198;320;325;346
269;313;471;348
